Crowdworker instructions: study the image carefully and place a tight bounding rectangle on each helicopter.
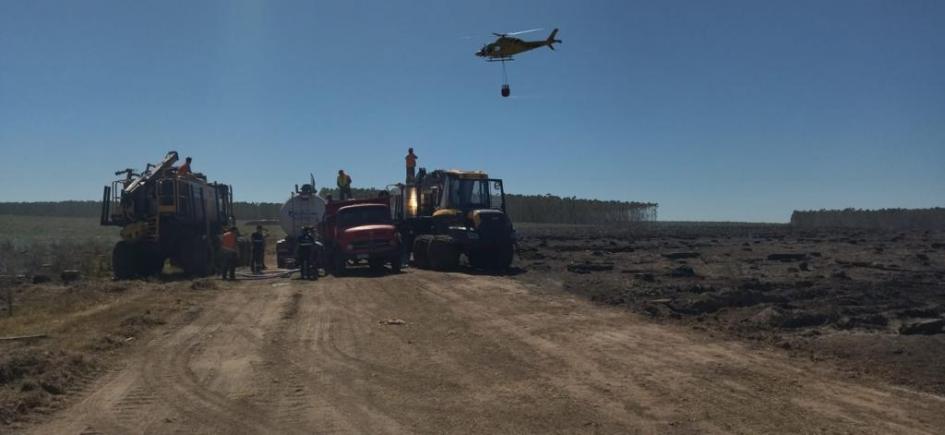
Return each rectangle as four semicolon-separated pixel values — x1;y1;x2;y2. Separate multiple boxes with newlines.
476;28;561;97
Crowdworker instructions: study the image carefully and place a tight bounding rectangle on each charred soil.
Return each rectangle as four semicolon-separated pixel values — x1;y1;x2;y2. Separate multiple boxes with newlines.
514;223;945;395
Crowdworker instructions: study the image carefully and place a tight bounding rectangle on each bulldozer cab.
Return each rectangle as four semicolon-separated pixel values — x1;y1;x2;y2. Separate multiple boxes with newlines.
394;169;506;220
439;174;506;213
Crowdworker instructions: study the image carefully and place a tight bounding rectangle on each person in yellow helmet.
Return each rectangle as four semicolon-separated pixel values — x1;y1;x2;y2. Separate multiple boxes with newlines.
337;169;352;200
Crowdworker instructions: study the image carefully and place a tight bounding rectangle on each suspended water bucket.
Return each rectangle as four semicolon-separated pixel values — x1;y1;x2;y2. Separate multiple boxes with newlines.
501;84;510;97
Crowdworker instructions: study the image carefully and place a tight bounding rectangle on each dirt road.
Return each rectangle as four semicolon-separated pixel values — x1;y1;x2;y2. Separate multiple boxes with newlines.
26;270;945;434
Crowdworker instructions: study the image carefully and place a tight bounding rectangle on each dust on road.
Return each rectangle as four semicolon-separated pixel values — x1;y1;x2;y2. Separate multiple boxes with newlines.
25;271;945;434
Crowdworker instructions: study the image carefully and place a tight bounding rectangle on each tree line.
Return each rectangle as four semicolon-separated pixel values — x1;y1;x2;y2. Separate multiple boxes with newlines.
790;208;945;230
1;194;658;224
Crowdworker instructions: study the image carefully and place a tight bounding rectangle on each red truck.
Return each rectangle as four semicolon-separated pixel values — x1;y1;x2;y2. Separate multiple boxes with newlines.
319;196;402;275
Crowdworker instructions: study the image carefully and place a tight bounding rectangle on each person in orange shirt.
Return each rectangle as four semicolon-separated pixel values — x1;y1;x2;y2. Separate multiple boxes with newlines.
221;226;238;280
405;148;418;182
177;157;193;176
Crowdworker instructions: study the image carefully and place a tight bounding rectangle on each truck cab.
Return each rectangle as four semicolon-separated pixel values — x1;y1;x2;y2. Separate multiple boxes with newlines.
320;197;401;275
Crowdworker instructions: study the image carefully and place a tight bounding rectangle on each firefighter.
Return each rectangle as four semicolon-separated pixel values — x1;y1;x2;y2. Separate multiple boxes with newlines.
221;226;238;280
337;169;352;200
178;157;193;176
297;226;318;280
405;148;418;182
250;225;267;274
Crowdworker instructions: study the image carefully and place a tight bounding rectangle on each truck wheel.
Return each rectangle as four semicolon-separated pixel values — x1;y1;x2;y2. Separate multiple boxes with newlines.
139;242;164;277
181;239;212;277
369;258;385;273
332;254;346;276
428;236;459;271
412;236;432;269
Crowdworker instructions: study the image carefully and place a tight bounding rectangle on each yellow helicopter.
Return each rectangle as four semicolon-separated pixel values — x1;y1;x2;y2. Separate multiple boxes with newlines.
476;28;561;97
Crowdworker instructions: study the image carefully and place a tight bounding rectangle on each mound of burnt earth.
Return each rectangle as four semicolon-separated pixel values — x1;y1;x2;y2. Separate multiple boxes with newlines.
514;223;945;394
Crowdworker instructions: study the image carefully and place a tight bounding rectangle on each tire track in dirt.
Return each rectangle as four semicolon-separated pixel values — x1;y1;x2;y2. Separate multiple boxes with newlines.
283;280;409;433
133;288;278;433
259;286;351;434
26;282;289;434
23;271;945;434
426;271;945;434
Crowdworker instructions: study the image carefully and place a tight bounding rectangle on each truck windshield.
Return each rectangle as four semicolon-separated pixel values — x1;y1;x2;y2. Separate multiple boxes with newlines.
337;206;391;228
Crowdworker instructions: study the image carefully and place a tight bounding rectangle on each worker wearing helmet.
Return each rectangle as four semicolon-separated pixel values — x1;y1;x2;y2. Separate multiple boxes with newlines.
337;170;352;200
178;157;193;176
297;226;318;280
221;226;238;280
405;148;418;182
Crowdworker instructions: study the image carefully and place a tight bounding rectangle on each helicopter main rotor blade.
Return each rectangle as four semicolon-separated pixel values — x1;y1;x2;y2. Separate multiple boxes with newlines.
504;27;543;36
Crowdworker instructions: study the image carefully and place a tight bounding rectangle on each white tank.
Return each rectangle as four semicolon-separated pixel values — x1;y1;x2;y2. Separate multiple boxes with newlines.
279;193;326;239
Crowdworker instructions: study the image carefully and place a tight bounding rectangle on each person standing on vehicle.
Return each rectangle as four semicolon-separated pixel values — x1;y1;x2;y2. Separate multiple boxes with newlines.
250;225;267;274
296;226;318;280
221;226;238;280
177;157;193;176
337;169;352;200
405;148;418;182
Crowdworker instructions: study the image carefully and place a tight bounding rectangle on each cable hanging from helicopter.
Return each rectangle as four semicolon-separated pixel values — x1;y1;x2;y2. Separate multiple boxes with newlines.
500;59;510;97
475;28;561;98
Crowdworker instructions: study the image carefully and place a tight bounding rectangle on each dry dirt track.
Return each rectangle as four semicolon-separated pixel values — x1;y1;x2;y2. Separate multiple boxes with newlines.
26;270;945;434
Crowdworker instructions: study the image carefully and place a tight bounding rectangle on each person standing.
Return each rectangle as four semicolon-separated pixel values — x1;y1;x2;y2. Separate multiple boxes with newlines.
296;226;318;280
178;157;193;176
221;226;238;280
250;225;267;274
405;148;418;182
337;169;352;200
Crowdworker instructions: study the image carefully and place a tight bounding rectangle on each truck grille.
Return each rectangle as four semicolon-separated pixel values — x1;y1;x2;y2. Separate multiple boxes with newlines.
351;239;391;250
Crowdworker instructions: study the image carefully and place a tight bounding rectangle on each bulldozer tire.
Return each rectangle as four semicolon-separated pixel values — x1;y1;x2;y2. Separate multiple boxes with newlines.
467;249;487;269
489;242;514;271
428;236;459;271
412;236;432;269
112;241;134;280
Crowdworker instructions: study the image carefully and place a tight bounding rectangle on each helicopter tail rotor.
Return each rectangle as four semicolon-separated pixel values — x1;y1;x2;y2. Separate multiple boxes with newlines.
546;28;561;50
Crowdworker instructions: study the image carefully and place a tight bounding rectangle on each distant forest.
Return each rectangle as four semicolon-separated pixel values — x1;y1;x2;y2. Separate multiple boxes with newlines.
791;208;945;230
0;192;658;225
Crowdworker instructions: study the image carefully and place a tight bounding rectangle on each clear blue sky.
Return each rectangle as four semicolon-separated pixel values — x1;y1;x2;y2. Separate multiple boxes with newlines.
1;0;943;222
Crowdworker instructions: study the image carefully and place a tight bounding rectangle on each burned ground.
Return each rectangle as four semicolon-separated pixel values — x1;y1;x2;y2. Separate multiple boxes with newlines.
514;223;945;395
